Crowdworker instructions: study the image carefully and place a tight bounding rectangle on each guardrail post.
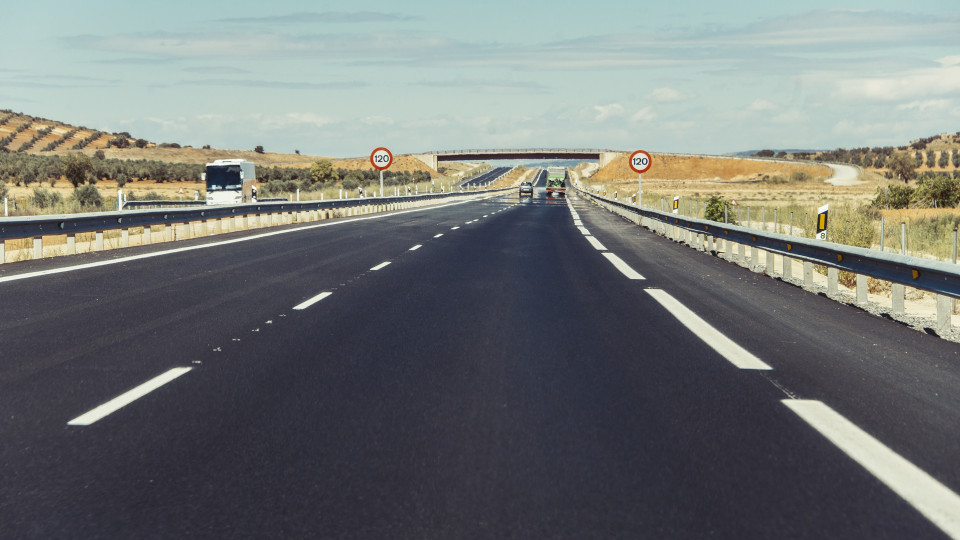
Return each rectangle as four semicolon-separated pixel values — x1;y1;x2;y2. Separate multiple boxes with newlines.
0;240;5;263
803;261;813;289
738;242;746;265
937;295;952;334
142;226;151;245
66;234;76;254
33;237;42;259
892;284;905;314
766;249;775;277
783;255;792;281
827;267;839;296
164;224;172;242
856;274;868;304
121;228;129;248
95;231;104;251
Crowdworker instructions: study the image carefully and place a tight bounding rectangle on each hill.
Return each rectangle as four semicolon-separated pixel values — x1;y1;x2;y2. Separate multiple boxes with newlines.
0;109;439;175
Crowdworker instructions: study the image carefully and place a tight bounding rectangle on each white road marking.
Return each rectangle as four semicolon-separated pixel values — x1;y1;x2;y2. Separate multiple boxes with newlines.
370;261;391;271
586;236;607;251
293;291;332;311
0;199;479;285
451;226;460;230
434;233;444;238
784;399;960;539
578;226;591;236
67;367;193;426
645;288;771;370
602;252;645;280
409;244;422;251
574;220;583;226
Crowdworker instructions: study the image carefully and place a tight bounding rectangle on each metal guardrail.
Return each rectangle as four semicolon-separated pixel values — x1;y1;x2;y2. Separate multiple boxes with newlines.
579;187;960;301
0;190;507;243
121;200;207;210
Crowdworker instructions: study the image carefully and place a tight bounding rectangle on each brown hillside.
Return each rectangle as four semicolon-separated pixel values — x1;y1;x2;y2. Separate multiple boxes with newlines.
331;155;436;174
594;153;830;181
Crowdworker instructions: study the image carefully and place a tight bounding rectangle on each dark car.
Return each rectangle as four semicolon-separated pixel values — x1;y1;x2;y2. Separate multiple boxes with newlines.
519;181;533;197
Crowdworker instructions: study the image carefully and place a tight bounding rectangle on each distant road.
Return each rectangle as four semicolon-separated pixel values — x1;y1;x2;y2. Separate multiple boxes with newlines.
1;190;958;538
824;163;863;185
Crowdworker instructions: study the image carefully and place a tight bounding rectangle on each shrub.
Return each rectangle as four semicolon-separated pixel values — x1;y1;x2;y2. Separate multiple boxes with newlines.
703;195;738;224
71;184;103;208
341;176;360;191
31;187;63;208
872;185;914;209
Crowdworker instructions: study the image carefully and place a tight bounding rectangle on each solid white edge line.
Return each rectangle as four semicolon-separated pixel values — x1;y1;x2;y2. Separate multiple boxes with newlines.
644;288;770;370
784;399;960;538
67;367;193;426
0;198;481;285
409;244;422;251
602;252;646;281
370;261;391;271
293;291;333;311
586;236;608;251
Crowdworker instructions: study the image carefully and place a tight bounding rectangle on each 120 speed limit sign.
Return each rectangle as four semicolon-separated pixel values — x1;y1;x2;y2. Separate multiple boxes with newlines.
370;147;393;170
629;150;652;174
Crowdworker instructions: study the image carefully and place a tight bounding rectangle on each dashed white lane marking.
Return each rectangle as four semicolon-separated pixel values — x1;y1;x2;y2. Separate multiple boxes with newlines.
434;233;444;238
645;288;771;370
578;226;590;236
409;244;423;251
451;226;460;230
586;236;607;251
784;399;960;539
602;252;645;280
293;291;333;311
573;220;583;226
0;199;479;285
370;261;391;271
67;367;193;426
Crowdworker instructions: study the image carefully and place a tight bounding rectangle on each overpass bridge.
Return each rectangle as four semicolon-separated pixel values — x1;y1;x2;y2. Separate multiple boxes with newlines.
412;148;624;171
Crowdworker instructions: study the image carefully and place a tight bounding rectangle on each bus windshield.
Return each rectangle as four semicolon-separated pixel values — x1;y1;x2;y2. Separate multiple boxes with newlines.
206;165;242;191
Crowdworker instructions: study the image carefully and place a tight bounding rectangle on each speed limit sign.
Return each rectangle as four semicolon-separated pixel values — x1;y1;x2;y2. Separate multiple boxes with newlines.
629;150;652;174
370;147;393;171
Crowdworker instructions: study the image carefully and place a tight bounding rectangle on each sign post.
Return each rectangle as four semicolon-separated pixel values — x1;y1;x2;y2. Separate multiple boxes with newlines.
629;150;652;208
370;147;393;196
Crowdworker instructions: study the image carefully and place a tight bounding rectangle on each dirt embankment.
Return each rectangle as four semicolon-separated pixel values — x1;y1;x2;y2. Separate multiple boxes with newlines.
331;155;437;174
594;153;830;181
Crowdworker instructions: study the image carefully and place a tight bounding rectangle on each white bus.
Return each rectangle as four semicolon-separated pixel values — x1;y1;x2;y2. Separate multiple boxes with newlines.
203;159;257;205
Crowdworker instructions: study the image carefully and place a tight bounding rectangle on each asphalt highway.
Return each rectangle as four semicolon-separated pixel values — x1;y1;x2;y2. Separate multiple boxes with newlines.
1;187;959;538
460;166;512;188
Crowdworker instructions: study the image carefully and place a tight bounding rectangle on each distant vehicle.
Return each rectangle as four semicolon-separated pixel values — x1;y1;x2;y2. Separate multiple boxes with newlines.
203;159;257;205
546;166;566;197
519;181;533;197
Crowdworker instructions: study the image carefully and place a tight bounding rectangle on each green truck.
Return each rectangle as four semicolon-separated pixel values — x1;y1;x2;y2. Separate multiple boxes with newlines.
546;166;566;197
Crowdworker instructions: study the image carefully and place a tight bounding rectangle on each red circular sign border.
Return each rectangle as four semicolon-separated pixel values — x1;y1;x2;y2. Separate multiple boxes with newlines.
370;147;393;171
629;150;652;174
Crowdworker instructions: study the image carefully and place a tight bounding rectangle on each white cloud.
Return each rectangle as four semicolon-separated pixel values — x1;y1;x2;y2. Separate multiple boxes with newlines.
835;57;960;102
645;87;693;103
593;104;624;122
747;99;778;112
631;107;656;123
895;99;953;112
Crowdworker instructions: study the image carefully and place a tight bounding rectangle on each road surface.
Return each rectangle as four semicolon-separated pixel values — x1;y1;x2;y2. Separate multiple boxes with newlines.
1;189;958;538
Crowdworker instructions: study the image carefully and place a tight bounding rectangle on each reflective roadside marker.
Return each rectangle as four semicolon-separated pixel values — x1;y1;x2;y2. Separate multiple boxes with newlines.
816;204;829;241
672;196;680;214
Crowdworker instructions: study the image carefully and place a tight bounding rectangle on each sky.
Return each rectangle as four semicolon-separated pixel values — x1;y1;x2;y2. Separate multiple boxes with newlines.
2;1;959;158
